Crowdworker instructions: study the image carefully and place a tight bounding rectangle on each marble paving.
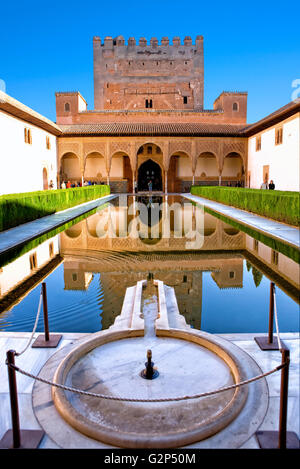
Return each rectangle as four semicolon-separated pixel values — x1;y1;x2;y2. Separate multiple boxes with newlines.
183;193;300;249
0;330;298;449
0;194;116;256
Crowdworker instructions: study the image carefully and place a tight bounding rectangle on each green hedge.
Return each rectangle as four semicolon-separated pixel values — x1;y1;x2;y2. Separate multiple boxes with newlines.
190;186;300;226
0;185;110;232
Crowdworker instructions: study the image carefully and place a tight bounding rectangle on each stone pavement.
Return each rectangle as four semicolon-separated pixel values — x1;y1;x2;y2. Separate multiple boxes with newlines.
183;193;300;250
0;331;298;449
0;194;116;256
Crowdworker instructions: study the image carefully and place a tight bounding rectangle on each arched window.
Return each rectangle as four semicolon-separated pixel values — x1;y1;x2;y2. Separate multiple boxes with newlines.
64;102;70;112
232;102;238;111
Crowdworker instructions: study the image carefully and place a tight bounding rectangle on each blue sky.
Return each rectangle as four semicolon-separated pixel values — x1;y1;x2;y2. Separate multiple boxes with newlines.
0;0;299;123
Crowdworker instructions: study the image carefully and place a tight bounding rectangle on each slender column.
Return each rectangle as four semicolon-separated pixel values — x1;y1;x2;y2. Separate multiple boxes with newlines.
165;171;168;194
132;171;136;194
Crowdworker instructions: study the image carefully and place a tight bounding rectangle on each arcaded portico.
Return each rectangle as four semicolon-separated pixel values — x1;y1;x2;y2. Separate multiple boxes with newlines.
58;130;247;192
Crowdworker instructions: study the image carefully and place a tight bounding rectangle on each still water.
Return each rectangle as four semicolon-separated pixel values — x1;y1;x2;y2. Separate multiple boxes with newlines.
0;195;299;334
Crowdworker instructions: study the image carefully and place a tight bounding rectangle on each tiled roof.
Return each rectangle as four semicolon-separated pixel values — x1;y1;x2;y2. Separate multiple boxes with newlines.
59;122;249;136
243;100;300;136
0;91;62;135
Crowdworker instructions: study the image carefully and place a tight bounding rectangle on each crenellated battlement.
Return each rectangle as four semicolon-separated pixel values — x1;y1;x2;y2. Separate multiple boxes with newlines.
93;35;203;48
93;34;204;111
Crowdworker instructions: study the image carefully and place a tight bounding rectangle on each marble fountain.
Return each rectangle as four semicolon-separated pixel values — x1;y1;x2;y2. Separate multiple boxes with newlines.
32;277;269;449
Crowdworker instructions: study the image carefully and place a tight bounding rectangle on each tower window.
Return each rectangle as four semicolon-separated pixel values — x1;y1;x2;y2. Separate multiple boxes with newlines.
64;102;70;112
46;136;51;150
145;99;153;108
183;96;188;104
232;102;238;111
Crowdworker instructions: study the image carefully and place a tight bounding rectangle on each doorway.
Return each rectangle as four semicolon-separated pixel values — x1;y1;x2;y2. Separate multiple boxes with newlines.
43;167;48;190
138;159;162;192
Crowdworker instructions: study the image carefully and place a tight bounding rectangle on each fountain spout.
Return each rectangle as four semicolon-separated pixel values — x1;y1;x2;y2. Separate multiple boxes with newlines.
140;349;159;379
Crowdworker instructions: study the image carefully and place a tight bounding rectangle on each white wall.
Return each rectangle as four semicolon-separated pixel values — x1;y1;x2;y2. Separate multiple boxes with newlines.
0;110;58;195
0;236;59;298
247;113;300;191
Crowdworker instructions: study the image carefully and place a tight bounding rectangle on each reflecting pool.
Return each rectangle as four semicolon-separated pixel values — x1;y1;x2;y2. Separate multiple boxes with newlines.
0;195;299;334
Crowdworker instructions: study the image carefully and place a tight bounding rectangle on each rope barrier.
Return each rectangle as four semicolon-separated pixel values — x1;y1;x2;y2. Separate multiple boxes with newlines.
6;360;287;403
15;290;43;357
273;287;282;350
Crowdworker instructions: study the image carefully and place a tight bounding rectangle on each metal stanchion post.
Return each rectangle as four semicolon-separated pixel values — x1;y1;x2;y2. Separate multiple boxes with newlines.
256;345;300;449
0;350;44;449
254;282;280;350
6;350;20;448
32;282;62;348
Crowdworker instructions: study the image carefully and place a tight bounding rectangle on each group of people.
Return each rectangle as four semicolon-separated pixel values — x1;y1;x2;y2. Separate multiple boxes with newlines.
226;181;244;187
260;180;275;190
60;180;103;189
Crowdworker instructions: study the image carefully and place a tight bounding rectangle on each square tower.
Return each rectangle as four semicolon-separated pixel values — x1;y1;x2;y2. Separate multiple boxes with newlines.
93;35;204;111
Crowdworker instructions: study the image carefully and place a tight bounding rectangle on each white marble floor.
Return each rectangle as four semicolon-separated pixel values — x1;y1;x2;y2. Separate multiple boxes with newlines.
0;331;299;449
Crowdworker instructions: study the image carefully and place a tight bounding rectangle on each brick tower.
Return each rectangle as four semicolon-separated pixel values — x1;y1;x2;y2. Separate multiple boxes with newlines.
93;35;204;111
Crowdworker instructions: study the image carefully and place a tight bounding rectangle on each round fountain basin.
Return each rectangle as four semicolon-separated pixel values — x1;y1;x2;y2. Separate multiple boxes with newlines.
52;328;249;448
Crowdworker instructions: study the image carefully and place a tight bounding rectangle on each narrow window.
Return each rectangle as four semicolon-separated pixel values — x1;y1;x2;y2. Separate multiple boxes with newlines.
253;239;259;252
49;242;54;257
46;136;51;150
64;102;70;112
232;102;238;111
24;128;28;143
271;250;279;265
183;96;188;104
146;99;153;109
29;253;37;270
275;127;283;145
256;136;261;151
229;271;235;279
28;129;32;144
147;146;152;154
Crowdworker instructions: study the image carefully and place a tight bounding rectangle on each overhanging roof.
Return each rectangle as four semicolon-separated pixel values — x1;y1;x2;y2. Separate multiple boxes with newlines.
0;91;62;136
243;101;300;136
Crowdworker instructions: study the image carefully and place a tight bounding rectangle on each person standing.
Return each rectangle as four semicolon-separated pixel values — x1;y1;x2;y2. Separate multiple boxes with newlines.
269;180;275;190
260;180;268;189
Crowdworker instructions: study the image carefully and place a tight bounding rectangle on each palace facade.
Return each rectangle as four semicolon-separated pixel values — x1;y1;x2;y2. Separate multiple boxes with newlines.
1;35;299;195
56;35;249;193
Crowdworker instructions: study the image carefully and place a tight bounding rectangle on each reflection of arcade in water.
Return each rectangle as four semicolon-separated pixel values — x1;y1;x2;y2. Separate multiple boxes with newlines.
0;195;299;331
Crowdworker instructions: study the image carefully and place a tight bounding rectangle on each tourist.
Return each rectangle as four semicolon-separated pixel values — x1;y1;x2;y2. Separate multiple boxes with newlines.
49;180;54;189
148;180;153;192
61;181;66;189
260;180;268;189
67;180;71;188
269;180;275;190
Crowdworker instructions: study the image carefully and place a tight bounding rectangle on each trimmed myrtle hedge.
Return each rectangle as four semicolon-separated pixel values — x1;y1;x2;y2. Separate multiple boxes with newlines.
190;186;299;226
0;185;110;232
